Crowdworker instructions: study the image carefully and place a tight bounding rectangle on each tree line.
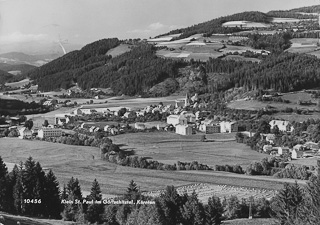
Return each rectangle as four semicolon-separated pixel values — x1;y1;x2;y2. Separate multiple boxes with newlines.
159;11;271;39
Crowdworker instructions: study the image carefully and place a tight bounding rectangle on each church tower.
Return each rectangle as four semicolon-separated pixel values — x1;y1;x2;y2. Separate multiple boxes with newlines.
184;93;190;107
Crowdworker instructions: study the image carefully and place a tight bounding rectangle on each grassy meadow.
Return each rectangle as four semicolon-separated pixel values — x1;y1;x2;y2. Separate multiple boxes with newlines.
0;137;289;198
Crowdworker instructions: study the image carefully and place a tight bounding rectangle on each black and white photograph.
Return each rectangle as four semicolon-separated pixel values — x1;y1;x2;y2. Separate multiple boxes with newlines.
1;0;320;224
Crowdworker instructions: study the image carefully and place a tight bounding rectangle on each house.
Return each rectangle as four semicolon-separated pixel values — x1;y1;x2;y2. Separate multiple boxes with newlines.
292;149;303;159
180;111;196;123
18;127;32;139
135;123;146;130
38;128;62;138
261;133;276;144
89;126;96;133
278;147;290;155
263;145;273;152
167;115;187;126
204;124;221;134
156;124;167;131
269;120;293;132
175;100;185;108
293;144;304;152
175;124;193;136
220;121;238;133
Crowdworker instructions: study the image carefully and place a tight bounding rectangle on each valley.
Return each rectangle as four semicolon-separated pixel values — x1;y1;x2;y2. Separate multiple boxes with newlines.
1;2;320;224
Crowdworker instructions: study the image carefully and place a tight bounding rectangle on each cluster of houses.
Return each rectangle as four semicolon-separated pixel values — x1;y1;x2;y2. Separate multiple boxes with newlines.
52;93;241;136
260;120;319;159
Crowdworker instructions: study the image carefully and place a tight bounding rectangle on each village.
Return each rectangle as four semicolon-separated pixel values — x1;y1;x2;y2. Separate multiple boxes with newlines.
1;91;319;164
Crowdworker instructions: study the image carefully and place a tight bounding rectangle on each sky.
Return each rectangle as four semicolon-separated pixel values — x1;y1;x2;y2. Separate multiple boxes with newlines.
0;0;319;53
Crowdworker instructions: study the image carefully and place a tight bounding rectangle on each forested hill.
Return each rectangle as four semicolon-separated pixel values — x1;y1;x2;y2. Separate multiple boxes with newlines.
77;44;186;95
206;52;320;93
267;4;319;19
0;69;14;84
28;38;120;90
158;11;271;39
290;4;320;13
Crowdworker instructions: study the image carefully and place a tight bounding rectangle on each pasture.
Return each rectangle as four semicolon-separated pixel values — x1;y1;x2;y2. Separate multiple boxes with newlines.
106;44;131;57
0;137;289;199
111;132;267;167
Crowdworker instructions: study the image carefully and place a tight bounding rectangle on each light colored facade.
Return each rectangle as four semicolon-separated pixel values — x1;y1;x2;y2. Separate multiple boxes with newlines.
167;115;187;126
278;147;290;155
38;128;62;138
175;124;193;135
269;120;294;132
18;127;32;139
220;121;238;133
135;123;146;130
292;149;303;159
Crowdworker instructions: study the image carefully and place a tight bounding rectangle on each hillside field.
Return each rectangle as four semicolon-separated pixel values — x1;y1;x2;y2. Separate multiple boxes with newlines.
111;132;266;167
0;138;292;199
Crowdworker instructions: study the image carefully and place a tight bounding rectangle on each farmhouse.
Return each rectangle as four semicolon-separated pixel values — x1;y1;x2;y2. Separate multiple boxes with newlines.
135;123;146;130
175;124;193;136
180;111;196;123
220;121;238;133
38;128;62;138
278;146;290;155
263;145;273;152
167;115;187;126
269;120;293;132
292;149;303;159
18;127;32;139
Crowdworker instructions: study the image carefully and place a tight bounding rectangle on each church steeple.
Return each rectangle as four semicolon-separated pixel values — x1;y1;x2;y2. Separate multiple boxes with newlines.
185;92;190;107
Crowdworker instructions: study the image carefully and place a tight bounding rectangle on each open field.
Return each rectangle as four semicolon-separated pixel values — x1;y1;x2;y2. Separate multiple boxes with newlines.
272;17;300;23
106;44;131;57
144;182;277;203
0;212;72;225
5;78;31;88
228;96;318;112
223;218;277;225
0;138;295;199
111;132;267;167
272;112;320;122
223;55;261;63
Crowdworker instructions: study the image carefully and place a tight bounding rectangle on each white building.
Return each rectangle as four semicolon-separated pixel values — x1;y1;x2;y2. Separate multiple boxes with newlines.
292;149;303;159
167;115;187;126
269;120;294;132
180;111;196;123
175;124;193;135
220;121;238;133
135;123;146;130
18;127;32;139
38;128;62;139
278;147;290;155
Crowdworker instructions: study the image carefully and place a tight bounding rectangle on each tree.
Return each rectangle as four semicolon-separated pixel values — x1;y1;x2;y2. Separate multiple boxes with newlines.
0;156;8;211
224;195;241;219
271;182;305;224
157;186;186;225
61;177;83;221
85;179;104;224
43;170;61;219
13;162;24;214
180;192;205;225
43;120;49;127
124;180;141;202
24;119;33;130
304;173;320;224
205;195;223;225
